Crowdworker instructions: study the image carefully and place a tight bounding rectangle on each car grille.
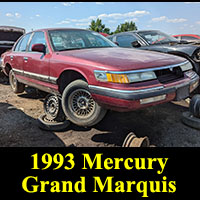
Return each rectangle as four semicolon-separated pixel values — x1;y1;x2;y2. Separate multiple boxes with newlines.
155;67;184;84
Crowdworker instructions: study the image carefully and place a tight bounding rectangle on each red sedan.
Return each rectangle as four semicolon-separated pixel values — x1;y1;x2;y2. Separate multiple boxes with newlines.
1;28;199;126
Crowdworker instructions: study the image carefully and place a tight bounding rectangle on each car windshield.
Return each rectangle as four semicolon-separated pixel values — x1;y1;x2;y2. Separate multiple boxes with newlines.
48;29;117;51
137;30;179;45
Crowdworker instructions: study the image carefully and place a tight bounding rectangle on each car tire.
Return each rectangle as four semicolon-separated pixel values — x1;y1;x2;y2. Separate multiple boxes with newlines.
181;111;200;130
9;69;25;94
189;94;200;118
43;94;65;122
62;79;107;127
37;114;70;132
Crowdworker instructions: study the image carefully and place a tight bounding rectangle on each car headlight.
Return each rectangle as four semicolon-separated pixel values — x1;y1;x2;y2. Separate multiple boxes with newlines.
94;70;156;84
180;61;193;72
127;71;156;83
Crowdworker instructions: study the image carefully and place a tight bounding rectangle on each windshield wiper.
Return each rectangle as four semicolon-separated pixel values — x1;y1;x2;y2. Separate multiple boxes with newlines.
87;46;114;48
58;48;83;52
58;46;114;51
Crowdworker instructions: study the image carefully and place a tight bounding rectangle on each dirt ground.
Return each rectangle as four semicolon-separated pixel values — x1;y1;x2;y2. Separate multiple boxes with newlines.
0;72;200;147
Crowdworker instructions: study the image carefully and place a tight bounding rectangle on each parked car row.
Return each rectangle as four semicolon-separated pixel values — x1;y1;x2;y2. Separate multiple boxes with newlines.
107;30;200;75
0;28;199;127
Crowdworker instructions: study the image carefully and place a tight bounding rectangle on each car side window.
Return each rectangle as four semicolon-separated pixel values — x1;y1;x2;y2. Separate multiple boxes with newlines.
28;31;47;52
14;39;23;51
116;35;138;47
181;36;198;41
14;33;31;52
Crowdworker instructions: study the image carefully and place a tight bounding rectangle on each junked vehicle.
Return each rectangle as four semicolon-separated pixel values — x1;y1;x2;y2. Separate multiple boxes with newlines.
1;28;199;127
173;34;200;43
0;26;25;69
107;30;200;75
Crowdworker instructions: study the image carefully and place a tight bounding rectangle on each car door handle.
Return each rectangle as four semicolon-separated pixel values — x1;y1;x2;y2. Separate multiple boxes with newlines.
24;57;28;62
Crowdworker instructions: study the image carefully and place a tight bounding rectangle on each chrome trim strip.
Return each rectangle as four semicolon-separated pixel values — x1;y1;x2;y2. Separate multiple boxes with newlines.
49;76;57;83
23;71;49;80
12;68;22;73
94;61;189;74
89;85;164;94
12;68;57;84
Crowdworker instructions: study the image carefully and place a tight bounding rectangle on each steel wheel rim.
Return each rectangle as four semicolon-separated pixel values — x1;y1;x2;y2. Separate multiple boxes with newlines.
68;89;95;119
45;96;59;118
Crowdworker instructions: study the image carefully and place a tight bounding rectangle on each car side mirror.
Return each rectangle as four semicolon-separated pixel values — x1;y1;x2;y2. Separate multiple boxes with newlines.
114;41;119;46
131;41;141;48
32;43;46;54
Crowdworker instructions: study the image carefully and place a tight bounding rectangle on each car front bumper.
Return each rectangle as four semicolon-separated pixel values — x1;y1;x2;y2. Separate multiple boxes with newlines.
89;75;199;111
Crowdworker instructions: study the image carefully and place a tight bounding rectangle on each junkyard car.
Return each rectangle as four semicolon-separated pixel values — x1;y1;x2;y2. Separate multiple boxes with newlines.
107;30;200;75
1;28;199;126
173;34;200;43
0;26;25;69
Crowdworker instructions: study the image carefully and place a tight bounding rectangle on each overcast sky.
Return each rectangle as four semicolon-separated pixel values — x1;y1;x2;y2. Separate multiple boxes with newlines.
1;2;200;35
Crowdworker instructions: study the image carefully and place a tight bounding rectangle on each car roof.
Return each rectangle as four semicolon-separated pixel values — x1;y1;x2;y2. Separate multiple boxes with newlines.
110;30;161;36
25;28;94;36
32;28;90;32
173;34;200;37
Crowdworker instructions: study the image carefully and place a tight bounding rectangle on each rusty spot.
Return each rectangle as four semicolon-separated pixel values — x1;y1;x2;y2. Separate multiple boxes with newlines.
122;132;150;147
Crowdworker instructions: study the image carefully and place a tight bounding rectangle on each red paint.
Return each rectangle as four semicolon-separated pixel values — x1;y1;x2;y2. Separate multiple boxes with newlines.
99;32;109;37
173;34;200;40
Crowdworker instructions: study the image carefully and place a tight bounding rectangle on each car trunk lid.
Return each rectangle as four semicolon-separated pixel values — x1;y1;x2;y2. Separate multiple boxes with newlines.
0;26;25;55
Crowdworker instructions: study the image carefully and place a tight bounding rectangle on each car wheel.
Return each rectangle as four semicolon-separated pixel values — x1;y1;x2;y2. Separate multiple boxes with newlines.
9;69;25;94
43;94;65;122
189;94;200;118
62;79;107;127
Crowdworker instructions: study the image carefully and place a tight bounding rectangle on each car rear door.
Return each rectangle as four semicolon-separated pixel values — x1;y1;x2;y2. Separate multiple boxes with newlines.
10;33;32;77
23;31;50;87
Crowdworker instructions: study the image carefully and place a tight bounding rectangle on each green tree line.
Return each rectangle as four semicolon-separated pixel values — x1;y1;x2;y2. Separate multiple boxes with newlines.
88;18;138;35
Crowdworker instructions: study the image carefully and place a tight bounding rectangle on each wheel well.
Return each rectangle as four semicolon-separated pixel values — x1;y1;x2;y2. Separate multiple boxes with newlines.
168;51;191;61
57;70;87;94
5;63;12;76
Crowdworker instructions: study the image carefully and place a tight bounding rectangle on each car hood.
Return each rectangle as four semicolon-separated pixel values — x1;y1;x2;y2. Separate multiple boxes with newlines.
58;47;186;71
140;43;199;57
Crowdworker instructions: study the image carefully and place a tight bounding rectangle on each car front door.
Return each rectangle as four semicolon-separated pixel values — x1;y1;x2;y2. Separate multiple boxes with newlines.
23;31;50;87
